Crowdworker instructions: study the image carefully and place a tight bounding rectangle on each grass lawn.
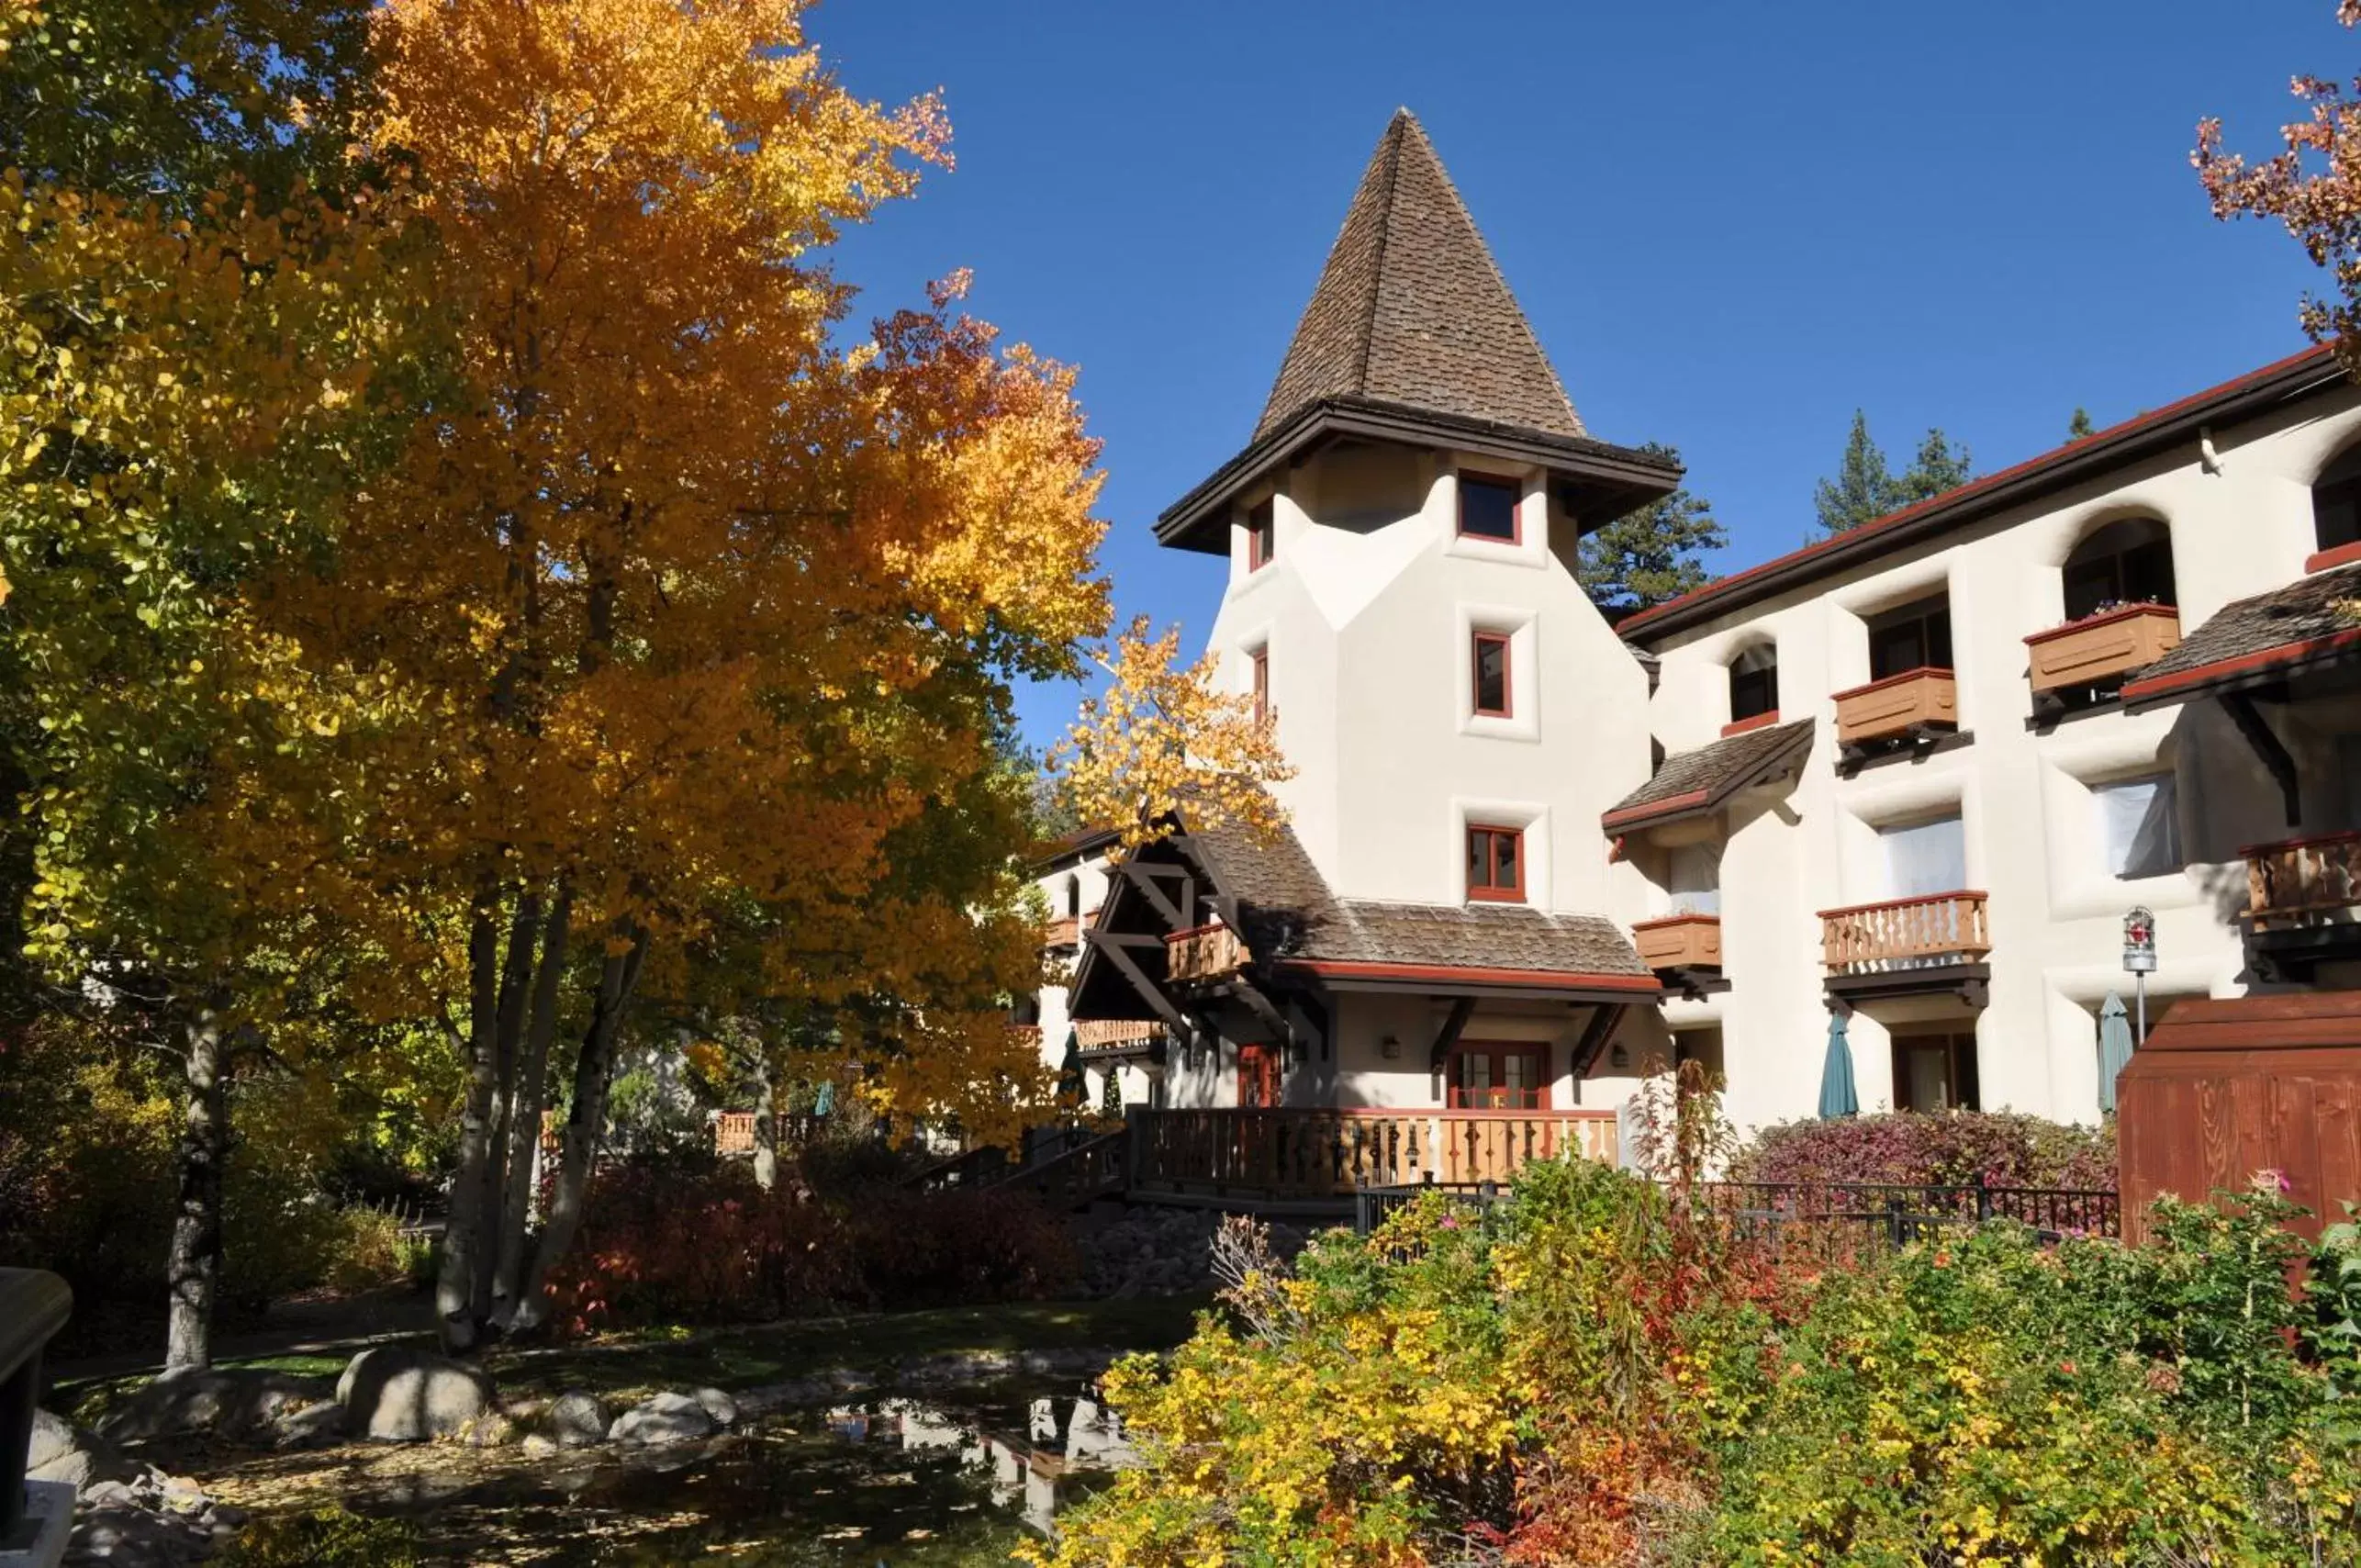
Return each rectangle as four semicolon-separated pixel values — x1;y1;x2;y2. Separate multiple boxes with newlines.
61;1294;1212;1419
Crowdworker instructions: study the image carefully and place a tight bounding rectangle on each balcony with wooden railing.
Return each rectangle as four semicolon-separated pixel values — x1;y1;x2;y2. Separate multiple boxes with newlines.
1832;666;1958;747
1130;1107;1618;1200
2024;603;2181;700
2244;833;2361;928
1075;1019;1165;1058
1165;922;1246;983
1819;890;1991;975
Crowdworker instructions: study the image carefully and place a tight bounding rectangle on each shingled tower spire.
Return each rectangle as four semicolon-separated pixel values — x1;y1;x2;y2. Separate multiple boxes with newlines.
1257;109;1583;442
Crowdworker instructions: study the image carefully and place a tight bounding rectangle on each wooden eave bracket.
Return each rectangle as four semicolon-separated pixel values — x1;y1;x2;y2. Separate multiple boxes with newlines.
2221;689;2301;827
1426;996;1477;1098
1083;929;1192;1037
1570;1002;1627;1078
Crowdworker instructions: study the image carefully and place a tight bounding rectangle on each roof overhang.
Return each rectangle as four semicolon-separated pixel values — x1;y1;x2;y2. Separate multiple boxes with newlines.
1271;958;1662;1005
2121;628;2361;711
1156;396;1683;555
1620;346;2349;642
1598;720;1817;834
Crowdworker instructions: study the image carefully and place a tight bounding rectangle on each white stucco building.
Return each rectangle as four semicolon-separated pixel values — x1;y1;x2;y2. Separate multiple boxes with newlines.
1033;108;2361;1141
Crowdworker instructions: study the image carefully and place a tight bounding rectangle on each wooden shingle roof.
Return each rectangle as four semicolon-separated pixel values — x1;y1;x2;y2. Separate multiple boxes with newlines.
1257;108;1583;443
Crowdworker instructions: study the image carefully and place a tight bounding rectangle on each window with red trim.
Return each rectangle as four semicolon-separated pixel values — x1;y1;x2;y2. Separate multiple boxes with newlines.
1457;473;1521;543
1466;824;1524;902
1237;1042;1281;1107
1471;632;1511;717
1247;498;1275;570
1448;1043;1548;1110
1250;646;1269;725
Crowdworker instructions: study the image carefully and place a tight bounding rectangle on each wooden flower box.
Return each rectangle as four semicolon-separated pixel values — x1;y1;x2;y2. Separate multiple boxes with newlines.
1632;913;1722;971
1832;667;1958;746
2024;603;2181;697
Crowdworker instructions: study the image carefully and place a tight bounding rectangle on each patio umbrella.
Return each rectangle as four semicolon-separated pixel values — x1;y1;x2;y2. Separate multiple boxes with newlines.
811;1079;835;1118
1817;1011;1859;1119
2097;992;2134;1114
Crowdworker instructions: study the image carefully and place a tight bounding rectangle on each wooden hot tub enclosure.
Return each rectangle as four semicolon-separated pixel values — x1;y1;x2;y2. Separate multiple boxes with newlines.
2116;991;2361;1242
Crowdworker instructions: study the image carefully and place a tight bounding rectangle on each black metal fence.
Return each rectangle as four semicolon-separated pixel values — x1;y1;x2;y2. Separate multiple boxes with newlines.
1352;1175;2120;1248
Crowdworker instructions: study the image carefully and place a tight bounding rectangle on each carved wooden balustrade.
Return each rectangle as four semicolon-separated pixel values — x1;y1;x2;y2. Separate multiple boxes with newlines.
1130;1108;1618;1199
1164;922;1246;983
1819;890;1990;974
2245;833;2361;927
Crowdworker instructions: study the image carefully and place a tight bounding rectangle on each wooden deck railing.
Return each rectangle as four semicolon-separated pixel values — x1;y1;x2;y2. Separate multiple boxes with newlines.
1165;923;1245;982
2245;832;2361;925
1130;1108;1617;1199
1819;890;1990;973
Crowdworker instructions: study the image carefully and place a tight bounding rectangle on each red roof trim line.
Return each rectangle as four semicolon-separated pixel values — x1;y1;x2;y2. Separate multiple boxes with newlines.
1600;789;1713;830
1273;959;1662;991
2022;602;2181;647
1619;345;2341;639
2120;628;2361;704
1720;710;1781;737
2307;540;2361;575
1830;665;1955;702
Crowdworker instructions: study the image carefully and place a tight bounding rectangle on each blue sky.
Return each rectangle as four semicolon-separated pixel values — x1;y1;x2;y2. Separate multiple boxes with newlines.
808;1;2347;751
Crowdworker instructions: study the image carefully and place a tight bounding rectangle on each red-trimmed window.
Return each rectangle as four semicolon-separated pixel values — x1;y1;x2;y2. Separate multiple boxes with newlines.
1250;645;1270;725
1471;632;1511;717
1457;473;1521;543
1448;1043;1548;1110
1467;823;1525;902
1247;498;1275;570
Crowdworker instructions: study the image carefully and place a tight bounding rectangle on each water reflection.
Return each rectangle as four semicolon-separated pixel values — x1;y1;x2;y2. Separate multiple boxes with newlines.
825;1391;1135;1537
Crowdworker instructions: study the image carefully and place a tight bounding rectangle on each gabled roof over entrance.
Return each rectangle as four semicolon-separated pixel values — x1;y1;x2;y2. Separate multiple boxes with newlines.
2121;561;2361;709
1602;718;1816;833
1156;112;1679;554
1257;109;1582;443
1067;797;1655;1024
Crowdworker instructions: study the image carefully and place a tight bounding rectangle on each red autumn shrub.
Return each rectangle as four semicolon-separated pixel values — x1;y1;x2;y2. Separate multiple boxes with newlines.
542;1159;1076;1337
1728;1110;2116;1191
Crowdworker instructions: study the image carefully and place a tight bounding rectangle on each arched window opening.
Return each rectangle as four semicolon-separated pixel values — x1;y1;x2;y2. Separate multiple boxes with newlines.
2062;516;2175;622
1063;874;1080;919
2314;445;2361;561
1728;644;1779;726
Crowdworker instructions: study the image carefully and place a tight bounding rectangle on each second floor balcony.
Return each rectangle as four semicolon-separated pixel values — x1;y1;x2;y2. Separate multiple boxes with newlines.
1819;890;1992;1004
2240;833;2361;983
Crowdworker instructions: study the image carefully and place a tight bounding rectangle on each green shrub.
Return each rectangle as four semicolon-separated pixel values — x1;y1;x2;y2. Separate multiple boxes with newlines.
217;1507;422;1568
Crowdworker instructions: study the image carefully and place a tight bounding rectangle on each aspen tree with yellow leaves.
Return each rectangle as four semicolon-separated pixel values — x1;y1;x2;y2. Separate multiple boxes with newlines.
0;0;416;1371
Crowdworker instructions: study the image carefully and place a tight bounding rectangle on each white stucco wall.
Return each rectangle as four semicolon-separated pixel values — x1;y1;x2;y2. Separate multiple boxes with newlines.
1635;386;2361;1133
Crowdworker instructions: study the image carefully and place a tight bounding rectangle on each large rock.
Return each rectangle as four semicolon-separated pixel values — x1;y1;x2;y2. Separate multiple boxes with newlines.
28;1408;78;1473
607;1390;720;1446
547;1391;610;1448
95;1368;336;1443
337;1346;498;1442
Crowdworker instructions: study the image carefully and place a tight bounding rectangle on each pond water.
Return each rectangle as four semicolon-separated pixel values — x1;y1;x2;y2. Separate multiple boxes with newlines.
266;1382;1129;1566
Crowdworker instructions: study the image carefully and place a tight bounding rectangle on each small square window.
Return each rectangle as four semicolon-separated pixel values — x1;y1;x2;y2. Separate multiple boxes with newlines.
1467;823;1525;902
1247;499;1275;570
1457;474;1521;543
1471;632;1511;717
1250;645;1270;725
2093;774;2180;879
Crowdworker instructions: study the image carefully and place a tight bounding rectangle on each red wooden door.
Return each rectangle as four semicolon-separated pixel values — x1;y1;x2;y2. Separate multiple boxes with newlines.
1237;1044;1281;1107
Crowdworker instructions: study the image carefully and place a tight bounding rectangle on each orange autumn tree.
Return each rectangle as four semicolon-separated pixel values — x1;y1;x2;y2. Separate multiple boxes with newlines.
1051;615;1295;856
2197;0;2361;373
269;0;1113;1350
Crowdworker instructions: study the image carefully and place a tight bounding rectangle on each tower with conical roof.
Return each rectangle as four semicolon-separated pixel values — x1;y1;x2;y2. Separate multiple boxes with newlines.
1161;110;1674;931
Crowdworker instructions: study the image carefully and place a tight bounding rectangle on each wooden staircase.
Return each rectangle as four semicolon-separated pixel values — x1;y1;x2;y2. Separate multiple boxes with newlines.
990;1127;1131;1211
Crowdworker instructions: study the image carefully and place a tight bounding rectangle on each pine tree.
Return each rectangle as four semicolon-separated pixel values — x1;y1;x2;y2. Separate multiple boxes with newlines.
1814;411;1897;533
1577;442;1728;610
1895;428;1975;507
2069;408;2096;441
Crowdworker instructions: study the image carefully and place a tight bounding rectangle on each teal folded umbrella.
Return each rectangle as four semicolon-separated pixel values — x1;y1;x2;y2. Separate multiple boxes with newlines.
1818;1011;1859;1119
2097;992;2134;1114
